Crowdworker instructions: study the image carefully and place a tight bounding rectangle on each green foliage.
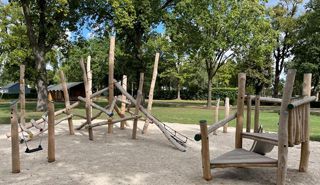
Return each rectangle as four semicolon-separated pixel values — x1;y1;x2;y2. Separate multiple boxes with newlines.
166;0;274;106
290;0;320;94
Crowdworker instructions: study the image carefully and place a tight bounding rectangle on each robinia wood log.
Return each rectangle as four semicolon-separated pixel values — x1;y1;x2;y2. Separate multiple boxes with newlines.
143;52;159;134
48;93;55;163
132;73;144;139
287;96;316;110
277;69;296;185
120;75;128;129
78;96;113;116
299;73;312;172
19;64;26;127
11;103;20;173
75;105;110;130
223;97;230;133
87;115;142;128
59;70;74;135
108;36;115;103
114;80;186;152
199;120;212;181
235;73;246;148
80;58;93;140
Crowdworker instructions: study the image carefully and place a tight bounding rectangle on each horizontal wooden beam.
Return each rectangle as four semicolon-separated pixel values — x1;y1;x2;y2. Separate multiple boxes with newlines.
288;96;316;109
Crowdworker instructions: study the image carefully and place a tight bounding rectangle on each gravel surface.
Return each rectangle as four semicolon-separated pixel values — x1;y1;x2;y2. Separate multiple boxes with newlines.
1;120;319;185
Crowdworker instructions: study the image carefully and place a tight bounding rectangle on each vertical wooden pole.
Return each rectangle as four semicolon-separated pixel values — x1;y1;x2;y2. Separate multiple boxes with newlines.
254;95;260;133
143;52;160;134
59;70;74;135
199;120;212;180
246;95;252;132
132;73;144;139
223;97;230;133
19;65;26;127
299;73;311;172
48;93;55;163
277;69;296;185
108;36;115;104
11;103;20;173
120;75;128;129
80;58;93;140
235;73;246;149
213;98;220;135
107;118;113;134
87;55;93;118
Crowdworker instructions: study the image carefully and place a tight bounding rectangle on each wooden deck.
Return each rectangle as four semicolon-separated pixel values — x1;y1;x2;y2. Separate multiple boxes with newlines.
242;132;279;146
211;149;278;168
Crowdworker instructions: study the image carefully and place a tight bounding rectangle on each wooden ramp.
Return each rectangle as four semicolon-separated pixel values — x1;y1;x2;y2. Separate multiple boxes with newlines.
242;132;278;146
211;149;278;168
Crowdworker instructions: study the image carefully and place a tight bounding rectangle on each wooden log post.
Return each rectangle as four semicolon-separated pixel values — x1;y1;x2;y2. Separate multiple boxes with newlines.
213;98;220;135
87;55;92;118
142;52;160;134
19;64;26;127
11;103;20;173
120;75;128;129
299;73;311;172
108;36;115;104
246;95;252;132
223;97;230;133
277;69;296;185
48;93;55;163
80;58;93;140
59;70;74;135
132;73;144;139
199;120;212;180
235;73;246;149
254;95;260;133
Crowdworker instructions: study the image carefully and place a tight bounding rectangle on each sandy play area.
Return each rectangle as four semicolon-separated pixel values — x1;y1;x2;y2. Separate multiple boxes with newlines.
1;120;319;185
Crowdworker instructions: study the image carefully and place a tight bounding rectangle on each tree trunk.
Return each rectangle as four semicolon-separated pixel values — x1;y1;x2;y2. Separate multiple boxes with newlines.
207;78;212;107
35;50;48;111
273;72;280;98
177;82;181;100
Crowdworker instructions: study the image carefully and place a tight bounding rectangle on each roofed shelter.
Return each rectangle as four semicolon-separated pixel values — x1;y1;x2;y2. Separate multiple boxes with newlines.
48;82;85;101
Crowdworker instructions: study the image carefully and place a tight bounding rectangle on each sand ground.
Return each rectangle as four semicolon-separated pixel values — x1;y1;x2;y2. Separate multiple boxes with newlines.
1;120;319;185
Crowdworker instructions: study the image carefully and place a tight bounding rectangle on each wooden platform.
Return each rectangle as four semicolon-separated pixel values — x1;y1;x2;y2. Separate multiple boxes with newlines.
211;149;278;168
242;132;278;146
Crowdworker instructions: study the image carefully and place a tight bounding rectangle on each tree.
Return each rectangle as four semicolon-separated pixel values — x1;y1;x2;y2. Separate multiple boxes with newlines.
271;0;303;97
0;2;33;85
291;0;320;95
166;0;273;107
14;0;80;111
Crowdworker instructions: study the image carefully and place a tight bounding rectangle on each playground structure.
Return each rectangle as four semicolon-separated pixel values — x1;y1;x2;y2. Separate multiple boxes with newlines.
74;42;189;151
195;70;316;185
8;36;191;173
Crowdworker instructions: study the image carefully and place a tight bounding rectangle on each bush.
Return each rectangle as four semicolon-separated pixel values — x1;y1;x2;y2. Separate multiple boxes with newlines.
153;87;238;105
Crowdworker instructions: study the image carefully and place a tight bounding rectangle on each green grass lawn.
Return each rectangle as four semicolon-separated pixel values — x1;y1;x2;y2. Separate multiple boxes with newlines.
1;99;319;141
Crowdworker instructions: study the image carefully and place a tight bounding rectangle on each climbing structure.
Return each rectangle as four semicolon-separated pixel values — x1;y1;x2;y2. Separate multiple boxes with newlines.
195;69;316;184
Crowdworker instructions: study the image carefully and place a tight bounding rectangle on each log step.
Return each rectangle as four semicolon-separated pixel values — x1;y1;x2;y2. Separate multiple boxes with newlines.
211;149;278;168
242;132;278;146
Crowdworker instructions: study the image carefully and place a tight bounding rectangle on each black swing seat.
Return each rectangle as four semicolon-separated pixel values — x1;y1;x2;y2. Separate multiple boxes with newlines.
25;145;43;153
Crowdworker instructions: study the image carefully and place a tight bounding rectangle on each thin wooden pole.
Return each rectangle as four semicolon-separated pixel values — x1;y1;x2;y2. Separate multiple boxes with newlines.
277;69;296;185
254;95;260;133
48;93;55;163
223;97;230;133
132;73;144;139
212;98;220;135
59;70;74;135
80;58;93;140
19;64;26;127
246;95;251;132
11;103;20;173
299;73;311;172
199;120;212;180
108;36;115;104
143;52;160;134
87;55;92;118
120;75;128;129
235;73;246;148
